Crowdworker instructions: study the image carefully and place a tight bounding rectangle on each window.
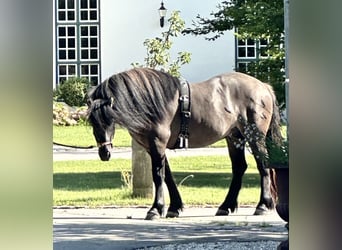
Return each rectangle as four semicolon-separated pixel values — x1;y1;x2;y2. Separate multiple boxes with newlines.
57;0;76;22
259;39;269;58
235;36;270;74
58;64;77;83
80;64;99;85
237;39;256;59
80;25;99;61
55;0;101;87
80;0;98;22
57;25;77;61
237;62;249;73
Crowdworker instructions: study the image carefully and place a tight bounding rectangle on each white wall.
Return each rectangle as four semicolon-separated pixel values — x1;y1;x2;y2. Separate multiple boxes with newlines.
101;0;235;83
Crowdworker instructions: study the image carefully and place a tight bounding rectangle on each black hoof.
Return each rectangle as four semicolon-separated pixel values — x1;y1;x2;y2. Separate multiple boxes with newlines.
215;209;229;216
254;205;272;215
166;210;179;218
145;209;161;220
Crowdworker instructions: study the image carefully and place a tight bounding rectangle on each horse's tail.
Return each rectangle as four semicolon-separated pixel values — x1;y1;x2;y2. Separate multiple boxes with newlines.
266;84;283;147
265;83;284;203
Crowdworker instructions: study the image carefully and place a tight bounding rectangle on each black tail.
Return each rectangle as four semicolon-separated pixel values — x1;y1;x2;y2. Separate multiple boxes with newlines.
266;84;283;147
265;84;284;203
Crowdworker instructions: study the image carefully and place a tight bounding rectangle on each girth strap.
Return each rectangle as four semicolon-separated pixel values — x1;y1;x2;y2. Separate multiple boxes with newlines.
177;78;191;148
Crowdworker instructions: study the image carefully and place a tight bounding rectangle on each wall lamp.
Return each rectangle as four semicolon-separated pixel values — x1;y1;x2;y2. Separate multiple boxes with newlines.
158;1;167;28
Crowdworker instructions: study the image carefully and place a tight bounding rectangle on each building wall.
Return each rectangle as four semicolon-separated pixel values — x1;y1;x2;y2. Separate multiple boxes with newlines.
100;0;235;83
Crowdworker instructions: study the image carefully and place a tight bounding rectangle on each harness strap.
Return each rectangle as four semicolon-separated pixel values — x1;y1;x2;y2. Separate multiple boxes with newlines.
177;78;191;148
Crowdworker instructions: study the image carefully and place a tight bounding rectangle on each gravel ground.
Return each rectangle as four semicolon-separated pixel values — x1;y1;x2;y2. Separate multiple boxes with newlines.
136;240;281;250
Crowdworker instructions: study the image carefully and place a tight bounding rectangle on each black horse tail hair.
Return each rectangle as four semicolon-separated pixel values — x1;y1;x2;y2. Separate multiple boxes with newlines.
266;84;283;147
265;84;284;204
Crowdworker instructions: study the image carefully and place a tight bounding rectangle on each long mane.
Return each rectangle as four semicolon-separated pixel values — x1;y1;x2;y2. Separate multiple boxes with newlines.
88;68;180;133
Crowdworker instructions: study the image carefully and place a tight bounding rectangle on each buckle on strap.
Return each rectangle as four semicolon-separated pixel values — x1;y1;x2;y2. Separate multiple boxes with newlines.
97;141;112;147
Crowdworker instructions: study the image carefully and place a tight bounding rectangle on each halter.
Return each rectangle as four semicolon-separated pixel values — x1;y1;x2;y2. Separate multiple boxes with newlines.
90;97;115;149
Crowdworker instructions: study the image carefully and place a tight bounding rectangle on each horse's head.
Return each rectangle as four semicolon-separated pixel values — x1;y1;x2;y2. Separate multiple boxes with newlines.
87;97;115;161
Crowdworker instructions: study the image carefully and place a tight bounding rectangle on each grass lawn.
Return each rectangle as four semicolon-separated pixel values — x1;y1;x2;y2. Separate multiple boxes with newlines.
53;125;227;148
53;155;260;207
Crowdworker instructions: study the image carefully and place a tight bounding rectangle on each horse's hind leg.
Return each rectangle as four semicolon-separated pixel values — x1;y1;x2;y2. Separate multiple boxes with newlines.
249;140;275;215
216;128;247;216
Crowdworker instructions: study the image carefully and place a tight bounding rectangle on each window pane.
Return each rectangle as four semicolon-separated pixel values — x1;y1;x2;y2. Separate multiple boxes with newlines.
68;65;76;74
90;26;97;36
59;65;66;75
81;11;88;20
238;39;245;46
238;63;247;72
58;0;66;9
90;38;97;47
81;50;89;59
68;26;75;36
247;39;255;45
58;11;66;21
90;11;97;20
238;47;246;57
260;39;268;45
58;27;66;36
59;50;66;59
81;26;88;36
81;38;88;47
67;11;75;21
59;39;66;48
68;50;76;59
91;76;98;85
67;0;74;9
90;65;98;74
81;0;88;8
247;47;255;57
68;38;75;48
90;0;97;8
90;49;97;59
81;65;89;74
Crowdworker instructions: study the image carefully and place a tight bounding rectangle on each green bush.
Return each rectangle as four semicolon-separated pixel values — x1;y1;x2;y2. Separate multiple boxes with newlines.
54;77;90;107
53;101;88;126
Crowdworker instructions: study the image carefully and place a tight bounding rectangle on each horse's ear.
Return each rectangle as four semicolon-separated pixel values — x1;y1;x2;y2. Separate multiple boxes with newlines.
110;97;115;108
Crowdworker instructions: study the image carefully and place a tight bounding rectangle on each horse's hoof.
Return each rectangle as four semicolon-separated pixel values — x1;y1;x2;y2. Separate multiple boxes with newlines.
215;209;229;216
166;211;179;218
254;206;271;215
145;210;161;220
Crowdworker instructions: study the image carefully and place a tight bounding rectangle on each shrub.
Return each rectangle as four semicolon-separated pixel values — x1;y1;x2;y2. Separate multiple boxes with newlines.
54;77;90;107
53;101;88;126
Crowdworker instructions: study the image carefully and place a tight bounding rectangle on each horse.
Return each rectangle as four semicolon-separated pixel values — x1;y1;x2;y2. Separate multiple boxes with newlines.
87;67;283;220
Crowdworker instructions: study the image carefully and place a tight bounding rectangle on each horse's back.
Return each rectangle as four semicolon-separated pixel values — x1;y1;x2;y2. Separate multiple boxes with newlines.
177;72;274;148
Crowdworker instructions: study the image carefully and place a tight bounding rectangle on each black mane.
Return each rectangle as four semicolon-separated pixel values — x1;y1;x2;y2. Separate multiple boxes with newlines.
88;68;180;133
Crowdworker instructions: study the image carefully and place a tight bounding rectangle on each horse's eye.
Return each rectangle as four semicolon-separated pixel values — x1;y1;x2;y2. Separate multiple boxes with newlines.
87;99;92;107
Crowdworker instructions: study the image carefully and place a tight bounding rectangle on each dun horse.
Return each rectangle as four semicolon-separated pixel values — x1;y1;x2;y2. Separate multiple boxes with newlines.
87;68;283;220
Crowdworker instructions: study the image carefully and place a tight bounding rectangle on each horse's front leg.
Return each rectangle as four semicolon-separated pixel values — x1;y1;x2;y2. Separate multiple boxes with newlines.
164;156;184;218
145;153;166;220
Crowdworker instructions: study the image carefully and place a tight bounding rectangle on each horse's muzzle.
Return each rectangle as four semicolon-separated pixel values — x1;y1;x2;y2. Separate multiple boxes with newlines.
98;143;112;161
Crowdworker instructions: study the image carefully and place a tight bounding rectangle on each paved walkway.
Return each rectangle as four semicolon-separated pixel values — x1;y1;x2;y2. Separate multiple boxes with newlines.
53;206;287;250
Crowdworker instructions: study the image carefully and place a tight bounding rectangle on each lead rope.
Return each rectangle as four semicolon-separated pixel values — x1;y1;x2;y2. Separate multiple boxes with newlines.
53;141;96;149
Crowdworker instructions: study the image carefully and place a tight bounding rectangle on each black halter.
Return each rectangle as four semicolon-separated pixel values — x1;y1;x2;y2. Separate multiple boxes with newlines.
177;78;191;148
